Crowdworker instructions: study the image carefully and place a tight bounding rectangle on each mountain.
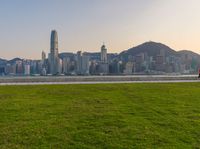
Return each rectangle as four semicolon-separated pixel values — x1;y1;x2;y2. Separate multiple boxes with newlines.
119;41;178;61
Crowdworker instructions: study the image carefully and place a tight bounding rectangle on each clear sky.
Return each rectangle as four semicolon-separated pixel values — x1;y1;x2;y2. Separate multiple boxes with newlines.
0;0;200;59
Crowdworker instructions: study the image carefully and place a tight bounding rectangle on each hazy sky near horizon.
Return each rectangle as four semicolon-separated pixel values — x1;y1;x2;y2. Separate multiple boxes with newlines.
0;0;200;59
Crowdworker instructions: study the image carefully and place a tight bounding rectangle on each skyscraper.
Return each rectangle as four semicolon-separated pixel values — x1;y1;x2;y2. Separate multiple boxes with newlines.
82;54;90;75
63;57;71;74
76;51;90;75
76;51;82;74
49;30;60;75
41;51;46;64
99;44;109;74
101;44;107;63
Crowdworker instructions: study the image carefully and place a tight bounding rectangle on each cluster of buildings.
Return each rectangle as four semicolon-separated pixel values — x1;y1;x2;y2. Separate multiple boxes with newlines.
123;50;199;75
43;30;110;75
0;30;198;76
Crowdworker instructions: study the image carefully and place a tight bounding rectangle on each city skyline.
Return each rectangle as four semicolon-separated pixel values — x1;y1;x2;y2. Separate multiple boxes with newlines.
1;0;200;59
0;29;199;76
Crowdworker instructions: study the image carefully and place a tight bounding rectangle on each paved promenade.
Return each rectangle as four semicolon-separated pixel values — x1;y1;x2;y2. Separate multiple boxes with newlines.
0;75;199;85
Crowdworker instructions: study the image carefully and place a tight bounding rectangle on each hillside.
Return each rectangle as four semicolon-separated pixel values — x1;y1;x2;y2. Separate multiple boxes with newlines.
119;41;178;61
178;50;200;62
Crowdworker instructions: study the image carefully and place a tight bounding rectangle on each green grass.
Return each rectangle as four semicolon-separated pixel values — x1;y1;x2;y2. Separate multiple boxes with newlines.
0;83;200;148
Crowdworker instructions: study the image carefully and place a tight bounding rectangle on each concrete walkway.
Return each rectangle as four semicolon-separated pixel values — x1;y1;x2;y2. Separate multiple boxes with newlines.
0;75;199;85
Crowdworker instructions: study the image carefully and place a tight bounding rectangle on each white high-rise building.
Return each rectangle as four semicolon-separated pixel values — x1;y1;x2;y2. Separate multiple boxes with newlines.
101;44;108;63
99;44;109;74
24;64;30;75
63;57;71;74
76;51;82;74
76;51;90;75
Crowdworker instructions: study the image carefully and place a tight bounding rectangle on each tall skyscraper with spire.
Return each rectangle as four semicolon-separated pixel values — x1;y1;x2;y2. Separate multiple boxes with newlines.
49;30;59;75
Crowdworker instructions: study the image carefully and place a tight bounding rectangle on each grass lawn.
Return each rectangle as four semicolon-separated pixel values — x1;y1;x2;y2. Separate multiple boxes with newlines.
0;83;200;148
